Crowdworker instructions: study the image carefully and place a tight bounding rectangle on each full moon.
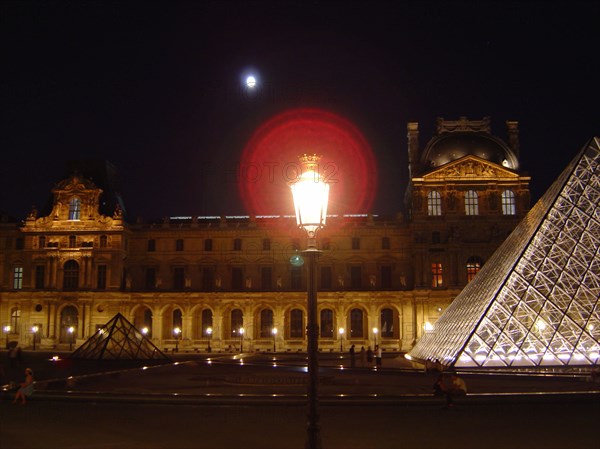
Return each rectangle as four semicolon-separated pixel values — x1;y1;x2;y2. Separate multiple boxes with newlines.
246;75;257;88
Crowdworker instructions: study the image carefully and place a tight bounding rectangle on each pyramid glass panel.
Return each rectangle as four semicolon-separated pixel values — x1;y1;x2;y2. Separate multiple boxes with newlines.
408;138;600;369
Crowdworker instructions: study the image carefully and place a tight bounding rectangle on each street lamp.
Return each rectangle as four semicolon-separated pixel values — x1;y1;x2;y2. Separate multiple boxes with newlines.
173;327;181;352
239;327;244;353
68;326;75;351
290;153;330;449
373;327;378;349
31;325;39;351
206;326;213;353
272;327;277;353
339;327;345;352
3;325;10;349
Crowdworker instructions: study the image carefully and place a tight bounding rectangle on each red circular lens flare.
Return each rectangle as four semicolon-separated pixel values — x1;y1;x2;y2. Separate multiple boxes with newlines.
239;108;377;216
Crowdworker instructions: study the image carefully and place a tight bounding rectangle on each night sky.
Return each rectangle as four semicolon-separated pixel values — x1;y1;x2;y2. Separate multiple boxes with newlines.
2;1;598;221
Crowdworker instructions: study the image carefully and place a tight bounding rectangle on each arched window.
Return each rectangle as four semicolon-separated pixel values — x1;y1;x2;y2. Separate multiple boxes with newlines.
465;190;479;215
427;190;442;216
202;309;213;337
260;309;274;338
349;308;364;338
502;190;516;215
63;260;79;290
380;308;397;338
320;309;334;338
172;309;183;330
59;305;78;343
466;256;484;282
231;309;243;337
68;197;81;220
290;309;304;339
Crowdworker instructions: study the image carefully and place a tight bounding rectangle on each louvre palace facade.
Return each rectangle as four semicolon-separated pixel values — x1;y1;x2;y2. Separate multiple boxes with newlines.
0;117;531;353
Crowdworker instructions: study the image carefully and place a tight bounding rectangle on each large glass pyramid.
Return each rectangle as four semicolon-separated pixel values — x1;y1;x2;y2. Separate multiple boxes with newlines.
408;138;600;368
71;313;169;360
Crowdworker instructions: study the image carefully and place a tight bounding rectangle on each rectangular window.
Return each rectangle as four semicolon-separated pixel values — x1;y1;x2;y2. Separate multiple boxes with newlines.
432;232;441;244
173;267;185;290
262;239;271;251
204;239;213;251
502;190;517;215
380;265;392;289
147;239;156;252
100;235;108;248
16;238;24;250
97;265;107;290
320;266;332;290
431;263;443;288
39;236;46;248
35;265;45;289
261;266;272;290
69;235;77;248
428;191;442;216
233;238;242;251
175;239;184;251
202;267;214;291
350;266;362;289
145;267;156;290
291;266;302;290
13;266;23;290
352;237;360;250
382;237;390;250
232;267;243;290
465;190;479;216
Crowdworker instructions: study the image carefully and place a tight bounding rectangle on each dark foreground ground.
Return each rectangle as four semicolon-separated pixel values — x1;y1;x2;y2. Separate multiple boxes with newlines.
1;351;598;449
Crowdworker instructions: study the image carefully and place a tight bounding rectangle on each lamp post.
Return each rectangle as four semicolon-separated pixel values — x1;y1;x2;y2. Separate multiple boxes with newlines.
68;326;75;351
206;326;213;352
339;327;345;352
239;327;244;353
31;325;39;351
173;327;181;352
290;153;330;449
3;325;10;349
272;327;277;353
373;327;378;349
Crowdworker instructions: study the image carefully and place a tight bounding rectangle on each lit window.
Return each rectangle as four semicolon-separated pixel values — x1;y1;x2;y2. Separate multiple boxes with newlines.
431;262;443;288
10;307;20;332
466;256;483;282
428;191;442;216
465;190;479;215
13;266;23;289
68;197;81;220
502;190;516;215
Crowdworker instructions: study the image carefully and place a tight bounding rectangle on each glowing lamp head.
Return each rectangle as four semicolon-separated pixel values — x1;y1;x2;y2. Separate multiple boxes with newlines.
173;327;181;336
68;326;75;334
206;327;213;336
290;154;330;238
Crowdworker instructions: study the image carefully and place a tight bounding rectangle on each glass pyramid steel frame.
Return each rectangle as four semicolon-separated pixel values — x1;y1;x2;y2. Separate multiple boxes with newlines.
71;313;170;360
409;138;600;368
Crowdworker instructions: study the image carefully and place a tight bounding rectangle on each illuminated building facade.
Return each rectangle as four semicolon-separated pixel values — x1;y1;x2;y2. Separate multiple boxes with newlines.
0;118;531;353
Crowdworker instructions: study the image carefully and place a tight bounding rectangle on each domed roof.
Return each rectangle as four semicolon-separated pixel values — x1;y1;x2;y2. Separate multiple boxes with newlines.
422;132;519;170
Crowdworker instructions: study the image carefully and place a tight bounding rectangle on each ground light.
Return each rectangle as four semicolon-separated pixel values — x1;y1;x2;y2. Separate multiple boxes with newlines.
290;153;330;449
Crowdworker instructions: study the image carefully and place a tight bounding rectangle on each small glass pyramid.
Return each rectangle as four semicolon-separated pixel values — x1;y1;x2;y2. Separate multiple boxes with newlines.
71;313;169;360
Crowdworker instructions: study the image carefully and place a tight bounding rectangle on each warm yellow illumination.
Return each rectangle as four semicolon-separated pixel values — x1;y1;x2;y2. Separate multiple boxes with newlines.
339;328;345;335
424;321;433;331
3;325;10;333
290;154;330;238
68;326;75;334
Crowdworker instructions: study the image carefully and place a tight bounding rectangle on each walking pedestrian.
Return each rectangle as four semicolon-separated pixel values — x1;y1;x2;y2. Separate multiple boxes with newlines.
375;345;382;368
366;346;373;365
349;344;356;368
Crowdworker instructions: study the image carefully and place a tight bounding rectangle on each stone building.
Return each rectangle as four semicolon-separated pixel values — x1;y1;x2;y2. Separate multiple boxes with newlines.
0;118;530;353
